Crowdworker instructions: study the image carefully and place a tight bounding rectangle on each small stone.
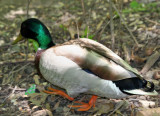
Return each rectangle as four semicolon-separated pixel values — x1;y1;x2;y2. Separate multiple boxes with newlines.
26;109;31;112
146;96;150;100
139;100;155;108
32;106;42;113
153;71;160;80
42;82;48;86
139;96;146;100
145;47;154;56
19;107;23;111
1;108;6;111
136;107;160;116
32;110;48;116
0;40;5;46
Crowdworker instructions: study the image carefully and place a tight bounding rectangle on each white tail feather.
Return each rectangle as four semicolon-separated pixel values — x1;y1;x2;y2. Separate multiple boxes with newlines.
124;89;158;96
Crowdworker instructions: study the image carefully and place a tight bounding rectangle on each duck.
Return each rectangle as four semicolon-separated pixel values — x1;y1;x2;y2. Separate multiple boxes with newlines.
13;18;158;111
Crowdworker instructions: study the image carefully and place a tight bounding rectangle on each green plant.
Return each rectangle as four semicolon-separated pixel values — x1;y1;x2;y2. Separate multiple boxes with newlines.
115;1;160;15
81;27;94;39
59;24;67;31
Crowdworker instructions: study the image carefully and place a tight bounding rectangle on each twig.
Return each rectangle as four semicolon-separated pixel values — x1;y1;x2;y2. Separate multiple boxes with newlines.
25;0;31;61
109;0;115;51
2;86;17;103
8;65;21;77
9;63;32;75
117;0;123;51
26;0;31;19
9;87;26;91
112;3;139;46
80;0;90;39
0;59;34;66
25;41;29;61
87;26;89;38
81;0;85;17
95;15;116;41
3;63;32;85
140;51;160;75
108;100;126;116
76;21;80;39
0;43;11;49
65;102;74;116
145;18;160;26
122;43;130;63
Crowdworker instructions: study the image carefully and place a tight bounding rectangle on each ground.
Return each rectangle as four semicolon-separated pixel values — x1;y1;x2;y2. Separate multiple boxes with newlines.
0;0;160;116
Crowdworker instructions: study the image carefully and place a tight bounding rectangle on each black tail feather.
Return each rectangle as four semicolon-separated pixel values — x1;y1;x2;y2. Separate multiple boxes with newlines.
113;78;154;95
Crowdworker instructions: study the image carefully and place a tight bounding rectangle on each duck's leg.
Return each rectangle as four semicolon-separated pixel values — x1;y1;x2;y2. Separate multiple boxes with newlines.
43;87;74;101
68;95;97;111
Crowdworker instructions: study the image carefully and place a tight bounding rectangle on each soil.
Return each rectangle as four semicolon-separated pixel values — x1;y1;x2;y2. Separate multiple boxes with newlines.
0;0;160;116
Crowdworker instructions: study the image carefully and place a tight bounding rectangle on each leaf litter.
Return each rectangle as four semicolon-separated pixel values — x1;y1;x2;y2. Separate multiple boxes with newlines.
0;0;160;116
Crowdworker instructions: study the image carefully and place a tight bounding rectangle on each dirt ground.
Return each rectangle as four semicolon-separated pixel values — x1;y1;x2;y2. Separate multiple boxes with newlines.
0;0;160;116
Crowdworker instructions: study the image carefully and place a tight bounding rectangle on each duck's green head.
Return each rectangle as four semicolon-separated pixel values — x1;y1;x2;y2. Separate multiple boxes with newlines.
13;18;55;51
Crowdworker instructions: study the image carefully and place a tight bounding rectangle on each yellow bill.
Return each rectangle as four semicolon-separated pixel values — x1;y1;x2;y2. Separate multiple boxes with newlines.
12;33;24;45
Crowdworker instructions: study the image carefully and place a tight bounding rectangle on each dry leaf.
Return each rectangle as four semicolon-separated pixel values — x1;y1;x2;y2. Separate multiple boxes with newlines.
28;92;48;106
46;103;51;111
136;108;160;116
108;100;127;116
95;102;114;115
131;53;146;64
53;101;60;111
33;75;40;85
145;47;154;56
15;74;22;83
141;51;160;74
32;109;49;116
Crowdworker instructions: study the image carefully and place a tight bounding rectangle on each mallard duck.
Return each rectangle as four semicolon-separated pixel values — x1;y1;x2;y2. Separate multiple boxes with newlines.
13;18;158;111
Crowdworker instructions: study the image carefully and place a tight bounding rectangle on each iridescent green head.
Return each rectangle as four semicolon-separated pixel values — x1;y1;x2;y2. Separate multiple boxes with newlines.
13;18;55;51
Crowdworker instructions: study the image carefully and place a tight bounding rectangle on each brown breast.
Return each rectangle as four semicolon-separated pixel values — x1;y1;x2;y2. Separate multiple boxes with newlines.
35;49;46;74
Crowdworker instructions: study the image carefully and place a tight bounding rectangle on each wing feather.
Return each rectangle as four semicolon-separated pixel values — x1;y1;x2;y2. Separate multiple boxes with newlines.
63;38;141;78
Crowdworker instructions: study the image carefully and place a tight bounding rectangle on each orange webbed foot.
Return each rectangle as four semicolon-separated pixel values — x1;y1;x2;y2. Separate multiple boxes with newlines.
68;95;97;111
43;87;74;101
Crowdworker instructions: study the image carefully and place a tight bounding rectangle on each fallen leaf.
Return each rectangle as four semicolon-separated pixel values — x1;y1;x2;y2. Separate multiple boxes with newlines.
136;107;160;116
32;110;49;116
131;53;146;64
53;100;60;111
141;51;160;74
108;100;127;116
15;74;22;83
33;75;40;85
95;102;114;115
28;91;48;107
46;103;51;111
